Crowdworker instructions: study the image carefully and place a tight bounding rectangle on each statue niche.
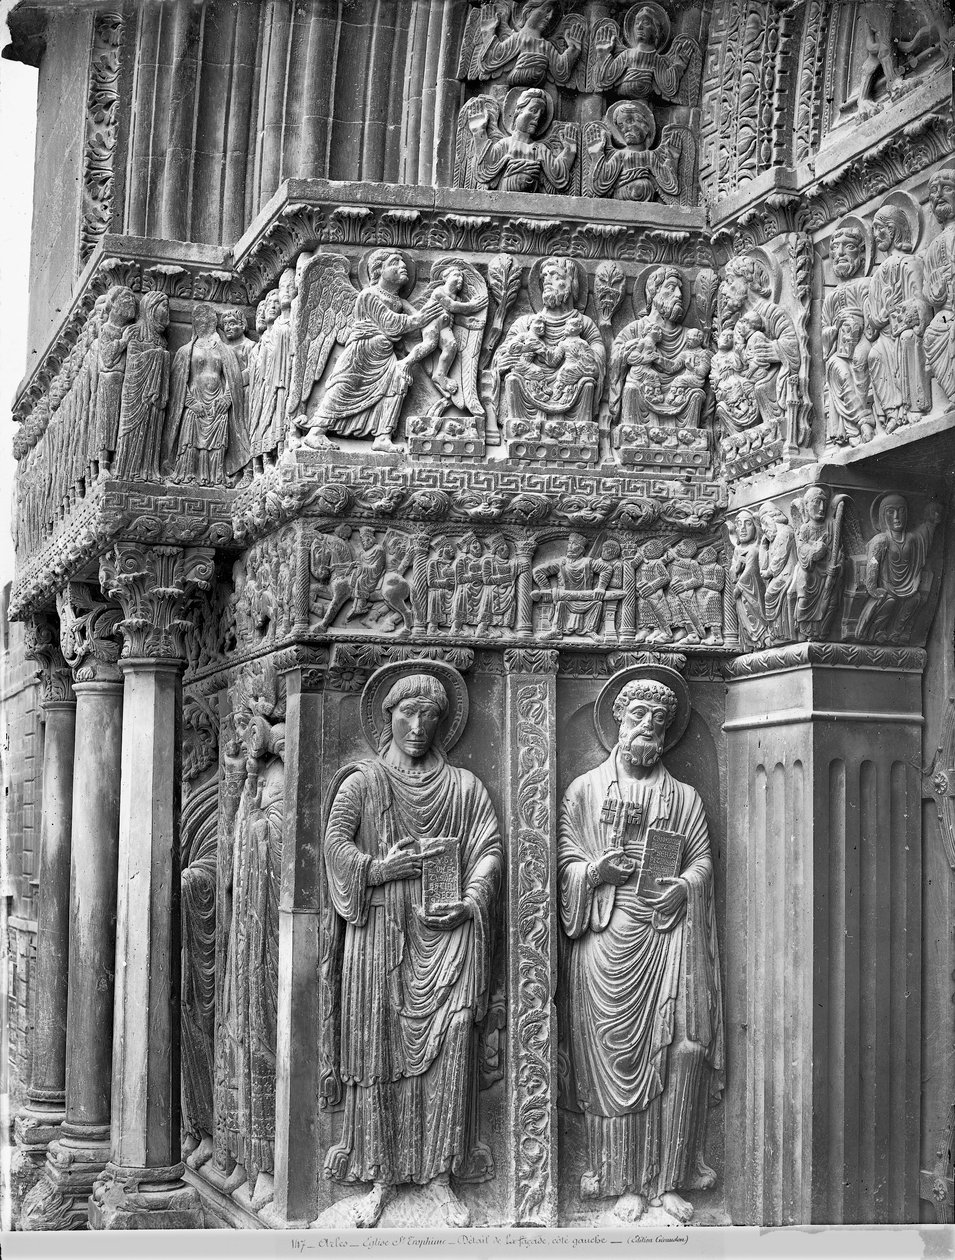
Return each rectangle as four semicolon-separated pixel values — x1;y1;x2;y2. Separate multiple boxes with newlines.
315;662;503;1229
557;665;723;1225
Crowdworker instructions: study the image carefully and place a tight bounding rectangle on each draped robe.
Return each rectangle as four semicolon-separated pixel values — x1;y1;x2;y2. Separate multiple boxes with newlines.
855;517;937;643
558;754;723;1197
323;756;502;1185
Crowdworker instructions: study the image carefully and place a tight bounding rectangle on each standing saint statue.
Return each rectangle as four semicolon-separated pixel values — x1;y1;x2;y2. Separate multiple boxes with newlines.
319;662;502;1229
558;664;723;1225
112;290;171;481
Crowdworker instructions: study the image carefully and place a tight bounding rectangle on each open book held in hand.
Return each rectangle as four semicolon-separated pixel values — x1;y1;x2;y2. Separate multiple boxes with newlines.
419;835;461;916
636;826;684;901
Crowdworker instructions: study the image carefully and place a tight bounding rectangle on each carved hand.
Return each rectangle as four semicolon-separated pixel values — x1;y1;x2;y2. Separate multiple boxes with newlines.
644;875;688;916
595;28;615;53
750;338;781;366
564;19;585;49
370;836;422;885
480;9;501;35
588;132;609;157
592;849;635;887
417;899;472;930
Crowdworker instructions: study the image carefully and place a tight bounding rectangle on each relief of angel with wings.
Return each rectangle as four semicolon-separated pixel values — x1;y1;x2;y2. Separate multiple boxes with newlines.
455;87;579;196
459;0;586;90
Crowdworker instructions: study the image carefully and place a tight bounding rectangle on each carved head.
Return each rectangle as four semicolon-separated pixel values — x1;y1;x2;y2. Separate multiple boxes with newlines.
139;290;169;337
758;503;784;538
873;206;911;254
489;534;509;557
675;538;697;559
278;267;297;308
219;308;246;340
358;526;377;549
520;0;557;34
566;532;587;559
368;249;409;291
631;4;665;48
601;539;621;561
830;226;866;280
698;545;718;564
929;171;955;225
108;285;138;327
192;302;218;337
803;485;828;523
614;101;655;150
613;679;677;768
720;256;765;316
255;299;268;334
540;256;578;311
645;266;684;322
513;88;549;136
641;537;667;560
878;492;908;536
445;266;465;295
381;673;449;759
735;509;757;543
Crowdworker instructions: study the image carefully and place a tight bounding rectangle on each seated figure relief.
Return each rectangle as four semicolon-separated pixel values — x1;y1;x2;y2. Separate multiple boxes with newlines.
558;664;723;1225
922;169;955;406
317;663;503;1228
455;87;579;196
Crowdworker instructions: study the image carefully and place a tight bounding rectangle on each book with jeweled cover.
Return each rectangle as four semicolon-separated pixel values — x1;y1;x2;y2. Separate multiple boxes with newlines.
636;827;684;901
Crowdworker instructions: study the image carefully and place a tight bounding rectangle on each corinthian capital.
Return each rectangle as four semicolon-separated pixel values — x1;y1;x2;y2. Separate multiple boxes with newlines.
55;583;124;684
99;544;215;660
23;613;74;703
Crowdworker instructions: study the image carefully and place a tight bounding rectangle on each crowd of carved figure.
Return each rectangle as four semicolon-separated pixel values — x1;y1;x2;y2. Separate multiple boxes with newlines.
729;487;943;651
455;1;701;204
179;654;722;1228
823;172;955;448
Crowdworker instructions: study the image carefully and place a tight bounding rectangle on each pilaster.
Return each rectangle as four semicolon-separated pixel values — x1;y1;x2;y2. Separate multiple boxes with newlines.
87;543;213;1230
723;644;924;1224
502;648;559;1226
11;616;76;1208
20;592;124;1231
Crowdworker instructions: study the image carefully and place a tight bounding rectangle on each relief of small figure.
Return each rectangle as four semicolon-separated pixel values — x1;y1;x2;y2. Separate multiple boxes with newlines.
790;486;856;642
165;302;250;487
219;307;257;379
757;503;796;643
583;101;684;204
591;3;698;102
474;0;585;88
854;495;942;644
319;664;502;1228
558;665;723;1225
632;537;673;644
426;537;457;633
728;509;766;652
112;290;170;481
822;222;874;447
533;532;611;641
457;88;578;196
696;546;725;646
92;284;138;476
866;201;931;432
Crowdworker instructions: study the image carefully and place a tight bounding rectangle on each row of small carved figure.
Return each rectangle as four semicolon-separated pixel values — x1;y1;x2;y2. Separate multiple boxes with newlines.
729;487;943;652
227;527;728;650
453;3;700;204
823;173;955;449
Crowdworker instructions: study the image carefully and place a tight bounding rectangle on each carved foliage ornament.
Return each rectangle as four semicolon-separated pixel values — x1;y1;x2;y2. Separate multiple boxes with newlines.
79;9;123;263
23;613;74;703
99;544;216;659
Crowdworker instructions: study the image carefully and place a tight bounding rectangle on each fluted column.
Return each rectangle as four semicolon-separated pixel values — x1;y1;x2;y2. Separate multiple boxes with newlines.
502;648;559;1227
88;544;214;1229
11;617;76;1209
723;644;924;1224
20;588;125;1231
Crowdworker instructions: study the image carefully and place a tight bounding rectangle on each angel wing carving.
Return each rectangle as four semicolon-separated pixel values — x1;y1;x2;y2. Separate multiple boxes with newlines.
286;253;358;420
454;95;502;192
657;123;697;208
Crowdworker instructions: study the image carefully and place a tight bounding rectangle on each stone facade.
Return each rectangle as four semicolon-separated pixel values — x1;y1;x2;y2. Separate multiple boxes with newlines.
3;0;954;1234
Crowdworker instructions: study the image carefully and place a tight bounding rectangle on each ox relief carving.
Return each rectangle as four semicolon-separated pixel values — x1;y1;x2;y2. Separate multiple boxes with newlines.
316;662;502;1229
728;488;943;651
210;663;286;1211
491;256;603;457
558;665;723;1225
289;252;488;454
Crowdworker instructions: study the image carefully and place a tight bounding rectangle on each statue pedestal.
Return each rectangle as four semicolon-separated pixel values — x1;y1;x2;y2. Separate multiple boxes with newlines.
724;645;924;1223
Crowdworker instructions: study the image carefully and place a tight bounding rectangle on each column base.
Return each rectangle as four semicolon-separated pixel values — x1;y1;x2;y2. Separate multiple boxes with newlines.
89;1162;204;1230
11;1105;65;1207
19;1134;110;1230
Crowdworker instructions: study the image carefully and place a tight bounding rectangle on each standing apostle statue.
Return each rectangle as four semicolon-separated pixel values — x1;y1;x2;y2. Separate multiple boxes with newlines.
320;662;502;1228
558;664;723;1224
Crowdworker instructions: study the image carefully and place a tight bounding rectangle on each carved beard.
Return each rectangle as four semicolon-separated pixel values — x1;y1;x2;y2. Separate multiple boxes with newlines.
655;293;683;322
542;284;571;309
832;256;860;280
619;732;663;768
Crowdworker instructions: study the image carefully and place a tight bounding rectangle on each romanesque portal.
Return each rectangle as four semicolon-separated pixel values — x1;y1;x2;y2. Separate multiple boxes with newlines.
4;0;954;1233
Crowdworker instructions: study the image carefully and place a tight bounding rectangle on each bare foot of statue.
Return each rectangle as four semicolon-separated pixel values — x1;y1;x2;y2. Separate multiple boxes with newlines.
250;1171;275;1211
654;1190;694;1224
301;429;338;451
353;1182;395;1228
685;1158;717;1191
182;1133;199;1159
186;1133;214;1170
371;434;398;453
433;1174;471;1227
613;1191;646;1222
580;1170;602;1200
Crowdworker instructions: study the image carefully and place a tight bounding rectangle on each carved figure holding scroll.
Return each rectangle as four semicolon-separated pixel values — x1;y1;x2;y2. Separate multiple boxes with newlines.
922;170;955;404
112;290;170;481
866;203;930;431
475;0;584;88
290;251;445;453
319;664;503;1228
92;284;137;476
558;665;723;1224
591;3;698;102
459;88;577;196
854;494;942;644
583;101;680;203
165;302;250;487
